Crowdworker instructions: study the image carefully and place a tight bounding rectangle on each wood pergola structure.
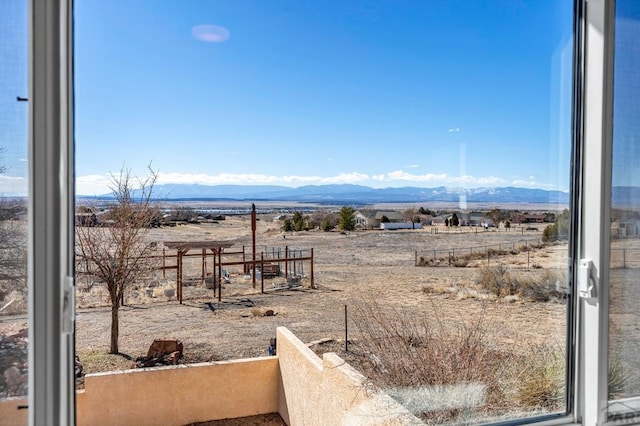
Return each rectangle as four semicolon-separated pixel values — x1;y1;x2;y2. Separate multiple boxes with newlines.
163;240;235;304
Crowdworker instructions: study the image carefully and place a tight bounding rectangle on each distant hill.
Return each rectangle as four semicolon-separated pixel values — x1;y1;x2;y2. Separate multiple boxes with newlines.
88;183;574;205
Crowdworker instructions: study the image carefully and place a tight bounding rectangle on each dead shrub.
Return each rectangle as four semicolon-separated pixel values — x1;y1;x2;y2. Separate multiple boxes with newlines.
609;354;631;400
515;346;564;410
352;300;505;421
477;265;520;297
520;270;567;302
452;257;469;267
350;300;567;421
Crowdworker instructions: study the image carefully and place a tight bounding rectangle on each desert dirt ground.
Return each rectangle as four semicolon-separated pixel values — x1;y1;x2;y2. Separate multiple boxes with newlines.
0;215;572;378
66;216;570;374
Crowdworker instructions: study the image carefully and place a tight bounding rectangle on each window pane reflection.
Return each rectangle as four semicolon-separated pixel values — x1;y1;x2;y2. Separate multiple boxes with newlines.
0;0;29;413
609;0;640;407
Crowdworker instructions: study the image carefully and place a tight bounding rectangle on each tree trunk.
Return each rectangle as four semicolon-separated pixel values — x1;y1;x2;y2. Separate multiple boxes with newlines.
110;304;119;354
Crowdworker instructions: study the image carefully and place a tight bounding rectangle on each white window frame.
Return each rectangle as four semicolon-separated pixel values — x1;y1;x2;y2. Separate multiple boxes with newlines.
26;0;636;424
576;0;640;424
28;0;75;425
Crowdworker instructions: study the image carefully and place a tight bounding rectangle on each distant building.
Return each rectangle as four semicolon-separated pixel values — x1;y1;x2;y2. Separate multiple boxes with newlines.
354;211;369;229
380;222;423;230
612;220;640;237
375;211;404;222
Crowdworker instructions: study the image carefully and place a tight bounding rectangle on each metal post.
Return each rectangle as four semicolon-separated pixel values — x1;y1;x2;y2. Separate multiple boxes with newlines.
201;248;206;286
178;250;183;304
213;250;217;297
285;246;289;278
261;253;265;293
344;305;348;352
218;249;223;302
310;248;315;289
252;204;257;288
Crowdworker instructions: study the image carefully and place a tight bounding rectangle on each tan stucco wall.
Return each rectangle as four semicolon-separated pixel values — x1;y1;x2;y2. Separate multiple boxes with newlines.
77;356;279;426
0;397;28;425
276;327;422;425
1;327;421;425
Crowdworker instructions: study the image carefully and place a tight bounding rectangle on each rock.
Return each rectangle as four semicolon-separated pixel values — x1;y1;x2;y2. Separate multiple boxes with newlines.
264;309;275;317
146;339;183;359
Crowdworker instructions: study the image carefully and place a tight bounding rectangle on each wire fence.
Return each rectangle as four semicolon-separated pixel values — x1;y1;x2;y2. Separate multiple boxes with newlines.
610;247;640;269
415;237;555;268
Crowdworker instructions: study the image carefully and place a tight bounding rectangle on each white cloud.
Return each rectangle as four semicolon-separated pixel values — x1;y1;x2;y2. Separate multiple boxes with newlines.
448;128;460;133
0;175;27;196
155;171;370;187
385;170;448;182
374;170;508;187
191;25;230;43
75;174;112;196
511;179;559;190
404;164;419;169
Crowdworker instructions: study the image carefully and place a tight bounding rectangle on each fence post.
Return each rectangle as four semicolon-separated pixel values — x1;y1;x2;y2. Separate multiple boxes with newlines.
310;248;315;289
345;305;349;352
261;253;265;293
623;248;626;269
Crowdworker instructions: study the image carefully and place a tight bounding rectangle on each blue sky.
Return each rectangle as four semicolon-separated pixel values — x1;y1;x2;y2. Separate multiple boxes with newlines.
1;1;575;196
0;0;28;196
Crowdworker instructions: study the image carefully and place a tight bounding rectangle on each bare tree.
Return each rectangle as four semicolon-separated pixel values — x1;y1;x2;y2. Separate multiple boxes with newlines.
402;208;419;229
0;149;27;314
75;166;159;354
0;199;27;314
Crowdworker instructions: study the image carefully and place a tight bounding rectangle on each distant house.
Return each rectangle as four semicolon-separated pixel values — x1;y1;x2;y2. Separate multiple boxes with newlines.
354;211;369;229
429;216;447;226
522;213;547;223
375;211;404;222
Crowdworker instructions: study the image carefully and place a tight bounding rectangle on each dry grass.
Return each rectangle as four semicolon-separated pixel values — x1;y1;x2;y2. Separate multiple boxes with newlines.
476;265;567;302
349;299;567;423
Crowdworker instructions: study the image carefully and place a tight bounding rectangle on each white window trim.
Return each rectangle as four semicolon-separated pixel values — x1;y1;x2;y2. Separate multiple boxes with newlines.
28;0;75;424
575;0;638;425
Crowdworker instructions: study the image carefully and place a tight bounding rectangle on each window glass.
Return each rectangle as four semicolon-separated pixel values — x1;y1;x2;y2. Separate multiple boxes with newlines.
0;0;29;411
609;0;640;410
75;1;573;423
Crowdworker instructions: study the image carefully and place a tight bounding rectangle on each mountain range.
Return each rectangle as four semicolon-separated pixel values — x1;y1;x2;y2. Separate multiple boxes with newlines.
110;184;574;205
